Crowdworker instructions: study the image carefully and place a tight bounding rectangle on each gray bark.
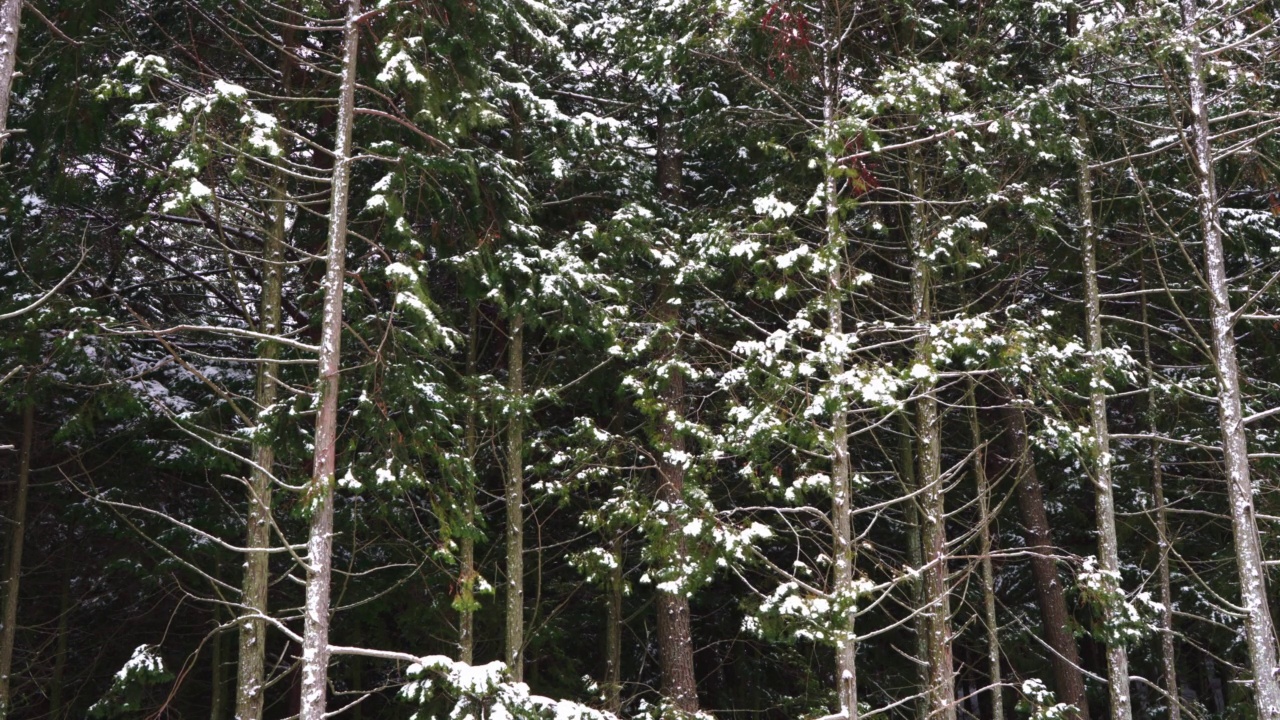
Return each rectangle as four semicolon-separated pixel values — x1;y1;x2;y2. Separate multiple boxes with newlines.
1077;118;1132;720
299;2;360;718
606;542;623;714
1178;2;1280;715
505;312;525;682
0;0;21;155
819;44;857;720
909;156;955;720
236;172;287;720
1142;277;1180;720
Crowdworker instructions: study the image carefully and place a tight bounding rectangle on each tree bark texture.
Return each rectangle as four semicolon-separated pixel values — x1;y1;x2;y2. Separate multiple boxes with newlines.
1077;114;1132;720
506;312;525;682
909;155;955;720
0;0;21;155
653;102;698;718
967;384;1004;720
1178;2;1280;715
299;3;360;718
996;402;1089;720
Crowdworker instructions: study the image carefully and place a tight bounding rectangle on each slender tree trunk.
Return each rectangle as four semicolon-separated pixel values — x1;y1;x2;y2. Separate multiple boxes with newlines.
996;401;1090;720
899;413;927;720
236;17;295;717
966;384;1003;720
606;541;623;714
1076;114;1133;720
237;168;287;720
822;81;857;719
0;401;32;719
212;605;226;720
299;3;360;718
505;312;525;682
459;303;479;665
653;102;698;718
908;154;955;720
1177;3;1280;712
1141;272;1180;720
0;0;21;155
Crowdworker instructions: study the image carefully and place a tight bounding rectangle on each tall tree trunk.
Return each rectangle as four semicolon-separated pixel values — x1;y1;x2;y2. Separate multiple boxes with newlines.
1141;269;1180;720
505;312;525;682
0;401;32;720
0;0;21;155
459;303;479;665
237;16;295;717
1177;2;1280;712
909;155;955;720
237;165;287;720
966;384;1003;720
822;66;857;718
653;102;698;718
1077;114;1132;720
899;413;926;720
996;401;1089;720
299;2;360;718
605;541;623;714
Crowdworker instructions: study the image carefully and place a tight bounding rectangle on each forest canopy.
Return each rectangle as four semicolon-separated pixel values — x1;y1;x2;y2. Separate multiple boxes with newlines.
2;1;1280;720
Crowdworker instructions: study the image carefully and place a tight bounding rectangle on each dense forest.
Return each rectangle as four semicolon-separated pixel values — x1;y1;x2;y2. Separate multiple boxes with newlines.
2;0;1280;719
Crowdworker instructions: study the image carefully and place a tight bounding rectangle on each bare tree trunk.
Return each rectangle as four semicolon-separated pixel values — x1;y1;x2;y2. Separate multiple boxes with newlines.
606;541;623;714
0;401;32;720
899;413;926;720
0;0;21;155
299;2;360;718
1177;3;1280;712
505;312;525;682
459;303;479;666
1141;273;1180;720
236;19;295;717
653;102;698;718
1077;116;1132;720
966;384;1003;720
236;172;287;720
908;155;955;720
996;401;1089;720
814;41;858;719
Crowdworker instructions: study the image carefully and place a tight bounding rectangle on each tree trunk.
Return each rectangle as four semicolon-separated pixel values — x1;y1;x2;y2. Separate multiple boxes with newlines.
236;165;287;720
505;311;525;682
606;541;623;714
967;384;1003;720
1178;2;1280;715
1077;112;1132;720
817;44;858;719
237;16;295;718
0;0;21;155
909;154;955;720
0;401;32;720
1141;272;1180;720
653;102;698;718
299;2;360;718
996;401;1090;720
899;413;926;720
459;302;479;665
